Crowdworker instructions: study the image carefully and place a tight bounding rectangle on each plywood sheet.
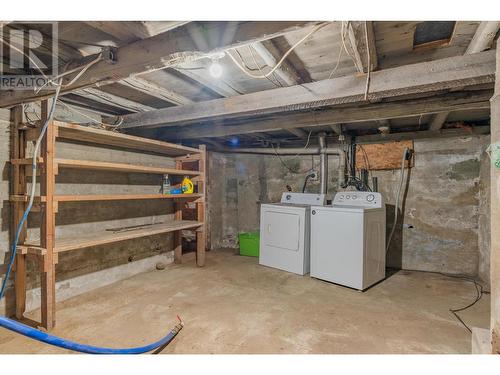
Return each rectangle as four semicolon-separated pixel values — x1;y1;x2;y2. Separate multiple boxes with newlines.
356;140;414;170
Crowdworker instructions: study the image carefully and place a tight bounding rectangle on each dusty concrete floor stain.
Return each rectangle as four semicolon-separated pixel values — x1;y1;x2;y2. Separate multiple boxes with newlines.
0;249;490;354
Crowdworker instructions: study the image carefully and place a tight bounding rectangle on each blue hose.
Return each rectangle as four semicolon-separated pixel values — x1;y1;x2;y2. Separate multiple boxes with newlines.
0;84;184;354
0;316;183;354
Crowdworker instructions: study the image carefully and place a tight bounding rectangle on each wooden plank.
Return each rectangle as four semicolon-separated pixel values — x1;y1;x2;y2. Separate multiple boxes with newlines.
160;90;492;139
55;121;201;156
356;141;414;170
55;158;201;176
115;50;496;129
347;21;378;73
74;88;156;113
120;77;193;106
18;221;203;254
196;145;207;267
0;22;317;107
40;101;56;330
11;106;27;320
174;160;183;264
12;194;202;202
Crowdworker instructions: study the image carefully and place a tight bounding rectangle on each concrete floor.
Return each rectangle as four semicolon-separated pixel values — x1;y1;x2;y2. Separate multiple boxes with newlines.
0;249;490;354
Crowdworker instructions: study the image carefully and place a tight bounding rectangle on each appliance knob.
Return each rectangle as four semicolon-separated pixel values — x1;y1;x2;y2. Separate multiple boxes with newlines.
312;210;316;215
366;194;375;202
286;194;291;200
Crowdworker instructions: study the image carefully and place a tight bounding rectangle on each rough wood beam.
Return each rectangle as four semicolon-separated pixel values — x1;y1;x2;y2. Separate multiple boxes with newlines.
491;36;500;355
0;21;316;107
75;88;155;113
329;124;343;135
428;112;449;131
120;77;193;105
251;41;301;85
429;22;499;131
347;21;378;73
113;51;496;130
356;126;490;144
159;90;491;139
286;128;307;138
466;21;500;54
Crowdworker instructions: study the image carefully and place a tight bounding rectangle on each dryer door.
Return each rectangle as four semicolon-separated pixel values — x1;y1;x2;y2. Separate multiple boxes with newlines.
264;210;300;251
259;205;308;275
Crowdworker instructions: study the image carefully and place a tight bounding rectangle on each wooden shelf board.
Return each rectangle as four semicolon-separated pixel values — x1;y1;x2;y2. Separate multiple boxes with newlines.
55;193;203;202
11;194;203;202
56;158;201;176
18;220;203;254
55;122;201;157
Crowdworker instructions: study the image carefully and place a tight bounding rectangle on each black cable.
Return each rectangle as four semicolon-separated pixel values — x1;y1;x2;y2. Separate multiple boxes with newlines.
398;268;489;334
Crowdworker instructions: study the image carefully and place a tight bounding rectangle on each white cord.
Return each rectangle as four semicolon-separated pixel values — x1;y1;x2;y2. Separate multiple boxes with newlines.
386;148;409;253
227;22;330;79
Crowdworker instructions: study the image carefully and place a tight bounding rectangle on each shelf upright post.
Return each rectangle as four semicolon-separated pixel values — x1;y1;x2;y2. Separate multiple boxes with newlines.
174;159;183;264
39;100;57;330
196;145;206;267
12;106;27;319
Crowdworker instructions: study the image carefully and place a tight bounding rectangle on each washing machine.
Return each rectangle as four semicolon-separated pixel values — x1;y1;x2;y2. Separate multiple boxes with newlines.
310;191;386;290
259;193;328;275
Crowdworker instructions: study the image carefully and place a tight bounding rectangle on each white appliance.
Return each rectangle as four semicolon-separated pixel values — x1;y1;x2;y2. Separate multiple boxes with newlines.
310;191;386;290
259;193;328;275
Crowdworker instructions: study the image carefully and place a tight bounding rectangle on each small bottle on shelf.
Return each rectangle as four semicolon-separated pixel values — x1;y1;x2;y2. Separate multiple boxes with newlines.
162;174;171;194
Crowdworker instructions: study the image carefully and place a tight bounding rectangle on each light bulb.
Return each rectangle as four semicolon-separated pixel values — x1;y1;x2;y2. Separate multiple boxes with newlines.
209;60;223;78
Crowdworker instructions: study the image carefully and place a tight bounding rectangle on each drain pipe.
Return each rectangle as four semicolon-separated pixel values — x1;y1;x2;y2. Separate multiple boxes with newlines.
318;132;327;195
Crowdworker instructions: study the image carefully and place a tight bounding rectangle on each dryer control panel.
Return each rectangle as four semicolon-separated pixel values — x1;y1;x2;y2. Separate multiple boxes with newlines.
333;192;384;209
280;192;328;206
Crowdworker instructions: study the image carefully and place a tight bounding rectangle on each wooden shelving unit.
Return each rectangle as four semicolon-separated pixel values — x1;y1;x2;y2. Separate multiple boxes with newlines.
10;106;207;330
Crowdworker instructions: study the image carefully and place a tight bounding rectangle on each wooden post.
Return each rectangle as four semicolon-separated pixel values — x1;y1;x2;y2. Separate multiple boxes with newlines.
491;38;500;354
174;160;183;264
39;100;56;330
196;145;206;267
11;106;27;319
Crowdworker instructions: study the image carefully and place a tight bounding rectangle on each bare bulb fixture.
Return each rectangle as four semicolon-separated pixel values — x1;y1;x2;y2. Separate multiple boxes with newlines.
209;60;223;78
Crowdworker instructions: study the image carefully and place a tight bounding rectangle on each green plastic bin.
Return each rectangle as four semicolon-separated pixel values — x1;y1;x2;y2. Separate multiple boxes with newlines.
239;232;260;257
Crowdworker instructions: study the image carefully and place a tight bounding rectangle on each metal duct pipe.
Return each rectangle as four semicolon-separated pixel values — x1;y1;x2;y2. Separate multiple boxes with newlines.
318;133;327;195
339;150;346;189
219;147;341;155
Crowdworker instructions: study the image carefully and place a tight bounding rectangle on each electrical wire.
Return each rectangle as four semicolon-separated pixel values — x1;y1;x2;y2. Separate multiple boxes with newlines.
399;269;489;334
227;22;330;80
386;148;409;253
0;80;62;300
247;45;283;88
271;130;313;174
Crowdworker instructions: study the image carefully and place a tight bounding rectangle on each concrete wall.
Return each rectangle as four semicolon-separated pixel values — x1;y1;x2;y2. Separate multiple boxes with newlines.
0;110;176;315
208;135;491;282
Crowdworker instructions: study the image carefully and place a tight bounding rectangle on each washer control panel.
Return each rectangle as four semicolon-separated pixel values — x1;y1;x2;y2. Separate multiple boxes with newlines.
333;192;384;208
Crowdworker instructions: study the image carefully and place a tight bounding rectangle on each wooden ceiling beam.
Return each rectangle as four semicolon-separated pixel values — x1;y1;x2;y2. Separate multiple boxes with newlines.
158;90;491;139
74;88;155;113
120;77;193;106
251;40;301;85
286;128;308;138
429;21;500;130
0;21;317;107
113;50;496;130
347;21;378;73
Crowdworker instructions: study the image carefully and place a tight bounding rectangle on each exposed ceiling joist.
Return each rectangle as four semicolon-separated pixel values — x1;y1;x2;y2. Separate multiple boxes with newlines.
159;90;491;139
465;21;500;54
75;88;155;113
329;124;343;135
113;50;496;130
0;21;317;107
251;41;301;85
428;112;449;131
286;128;308;138
120;77;193;105
429;21;500;130
347;21;378;73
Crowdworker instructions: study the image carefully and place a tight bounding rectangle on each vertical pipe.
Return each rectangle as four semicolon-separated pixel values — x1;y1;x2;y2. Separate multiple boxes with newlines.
319;133;327;195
